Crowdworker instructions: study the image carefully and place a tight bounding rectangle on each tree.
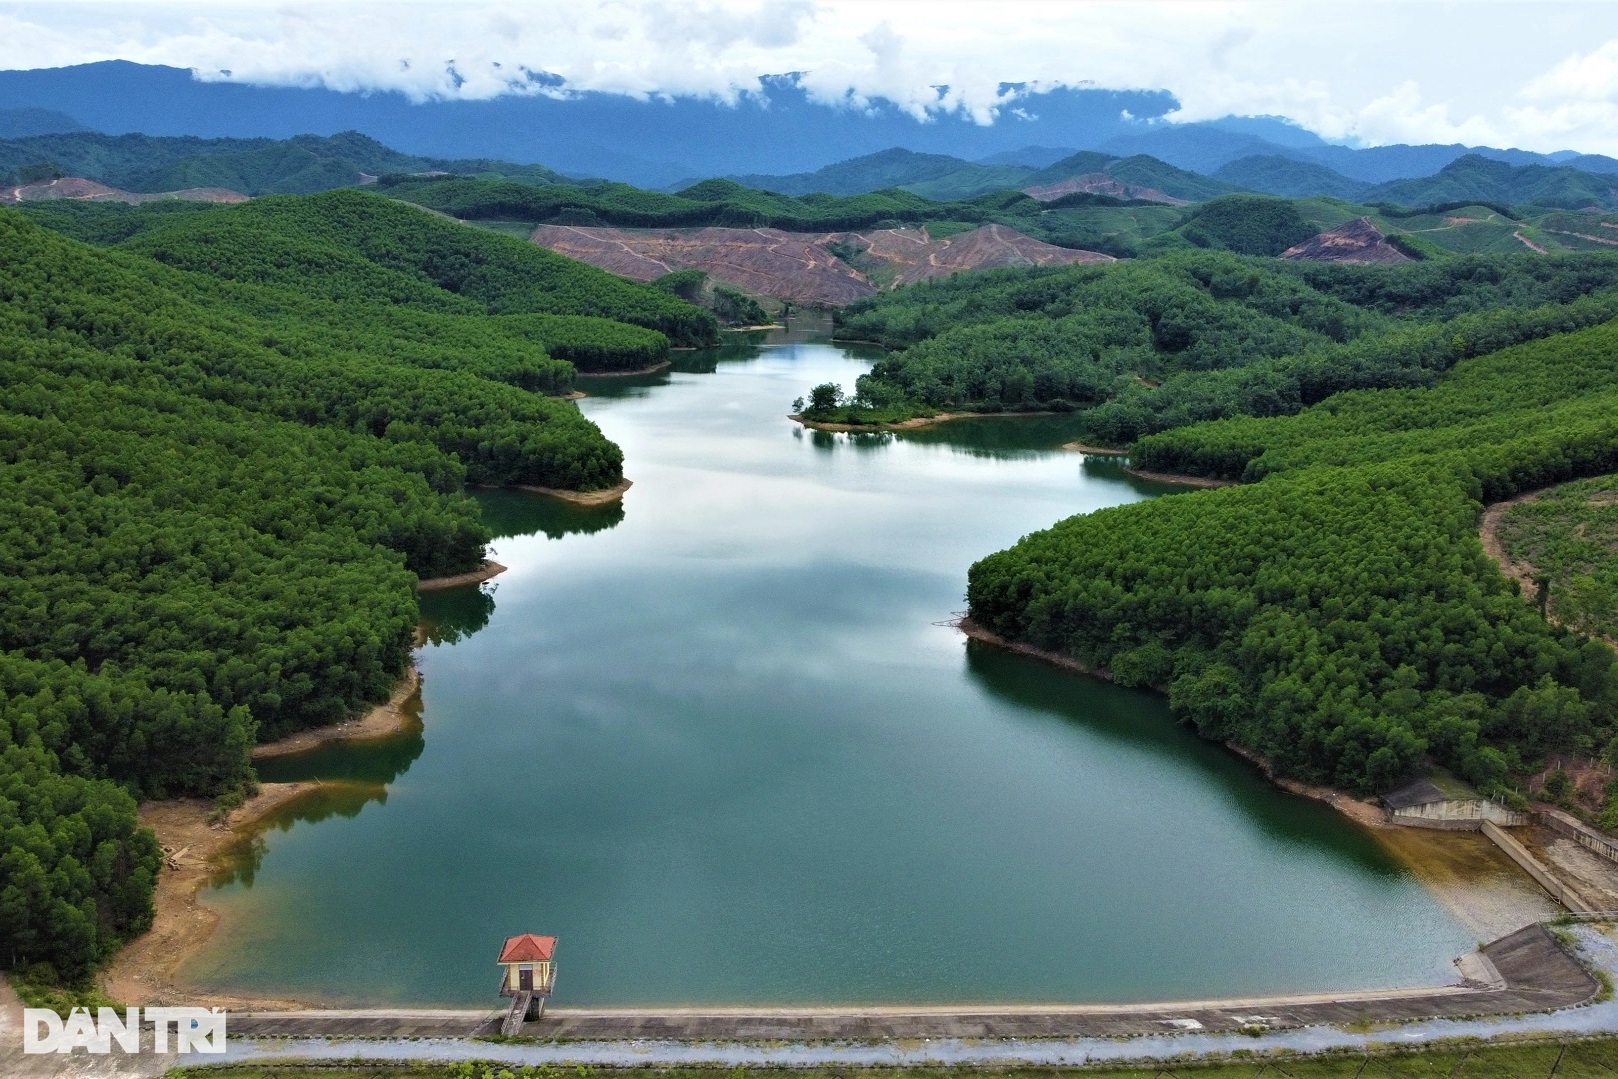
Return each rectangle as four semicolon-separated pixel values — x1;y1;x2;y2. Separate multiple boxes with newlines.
808;383;844;412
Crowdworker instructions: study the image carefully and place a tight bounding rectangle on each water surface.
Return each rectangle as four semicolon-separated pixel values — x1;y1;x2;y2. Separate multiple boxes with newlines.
189;324;1474;1006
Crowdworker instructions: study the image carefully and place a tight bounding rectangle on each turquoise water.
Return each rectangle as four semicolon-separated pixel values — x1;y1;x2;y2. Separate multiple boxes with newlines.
187;324;1474;1007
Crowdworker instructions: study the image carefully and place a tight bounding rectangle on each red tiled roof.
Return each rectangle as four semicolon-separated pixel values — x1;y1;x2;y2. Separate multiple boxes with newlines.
499;933;557;963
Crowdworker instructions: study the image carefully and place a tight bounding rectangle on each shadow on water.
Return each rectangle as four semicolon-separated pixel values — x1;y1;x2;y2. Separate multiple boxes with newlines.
418;585;496;647
897;413;1094;457
211;780;393;889
962;641;1402;875
475;489;625;541
254;689;427;787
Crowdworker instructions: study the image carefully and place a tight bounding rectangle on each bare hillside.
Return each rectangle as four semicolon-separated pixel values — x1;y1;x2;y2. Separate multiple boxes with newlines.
530;223;1111;306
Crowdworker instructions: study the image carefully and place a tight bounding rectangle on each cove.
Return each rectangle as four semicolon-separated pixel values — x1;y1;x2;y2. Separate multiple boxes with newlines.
183;323;1475;1007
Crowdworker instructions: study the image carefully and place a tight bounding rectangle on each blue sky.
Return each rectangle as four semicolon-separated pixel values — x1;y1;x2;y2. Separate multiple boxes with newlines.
4;1;1618;154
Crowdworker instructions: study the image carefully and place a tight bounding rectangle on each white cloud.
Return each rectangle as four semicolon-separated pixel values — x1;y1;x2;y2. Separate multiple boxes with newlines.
2;0;1618;154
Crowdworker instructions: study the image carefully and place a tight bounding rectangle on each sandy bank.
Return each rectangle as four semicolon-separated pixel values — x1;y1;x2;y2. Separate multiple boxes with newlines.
106;652;429;1007
252;665;422;760
1122;466;1235;488
418;559;506;592
957;615;1115;682
1063;441;1129;455
792;410;1062;433
98;783;334;1010
513;477;633;505
578;360;672;377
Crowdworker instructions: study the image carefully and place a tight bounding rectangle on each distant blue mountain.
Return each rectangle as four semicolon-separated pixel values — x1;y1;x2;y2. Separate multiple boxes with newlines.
0;62;1603;190
0;62;1177;188
0;107;86;138
974;146;1077;168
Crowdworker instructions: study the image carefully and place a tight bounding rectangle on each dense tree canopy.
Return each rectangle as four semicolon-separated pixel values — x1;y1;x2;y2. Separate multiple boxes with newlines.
970;320;1618;796
823;250;1618;440
0;191;682;980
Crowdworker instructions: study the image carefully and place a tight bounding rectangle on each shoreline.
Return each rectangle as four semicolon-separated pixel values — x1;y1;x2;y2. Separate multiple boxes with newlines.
958;617;1401;830
98;781;335;1010
512;477;633;505
1121;466;1236;488
104;655;430;1007
954;617;1563;934
252;664;422;760
417;559;507;592
578;360;672;377
792;409;1063;433
957;615;1118;683
1063;440;1128;455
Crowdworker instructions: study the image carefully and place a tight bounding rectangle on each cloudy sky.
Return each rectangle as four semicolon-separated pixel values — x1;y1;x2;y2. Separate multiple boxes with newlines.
4;0;1618;154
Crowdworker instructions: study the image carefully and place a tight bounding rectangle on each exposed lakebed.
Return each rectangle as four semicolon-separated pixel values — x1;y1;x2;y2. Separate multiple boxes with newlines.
184;323;1476;1007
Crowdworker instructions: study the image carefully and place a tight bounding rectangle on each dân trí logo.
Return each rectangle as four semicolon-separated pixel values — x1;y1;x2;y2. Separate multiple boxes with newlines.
23;1007;226;1055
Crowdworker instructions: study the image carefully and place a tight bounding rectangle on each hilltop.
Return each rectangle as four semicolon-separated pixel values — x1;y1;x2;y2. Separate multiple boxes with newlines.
0;129;567;197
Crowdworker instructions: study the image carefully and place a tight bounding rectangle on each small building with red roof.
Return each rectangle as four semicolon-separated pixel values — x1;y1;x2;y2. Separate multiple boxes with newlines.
498;933;558;1009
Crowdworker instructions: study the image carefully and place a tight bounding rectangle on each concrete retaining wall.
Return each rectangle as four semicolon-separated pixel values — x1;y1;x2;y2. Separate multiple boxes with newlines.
1537;805;1618;866
1392;800;1529;829
1480;821;1598;912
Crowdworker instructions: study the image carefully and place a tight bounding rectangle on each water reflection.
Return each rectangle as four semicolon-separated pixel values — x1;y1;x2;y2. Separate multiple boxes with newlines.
476;489;625;541
254;689;426;784
897;413;1091;458
418;586;496;647
963;641;1398;874
212;781;392;889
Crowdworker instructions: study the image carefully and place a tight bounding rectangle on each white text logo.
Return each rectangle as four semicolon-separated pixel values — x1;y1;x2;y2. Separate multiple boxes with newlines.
22;1007;226;1054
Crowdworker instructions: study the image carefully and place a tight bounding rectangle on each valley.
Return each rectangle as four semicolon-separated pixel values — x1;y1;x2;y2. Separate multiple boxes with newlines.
4;51;1618;1076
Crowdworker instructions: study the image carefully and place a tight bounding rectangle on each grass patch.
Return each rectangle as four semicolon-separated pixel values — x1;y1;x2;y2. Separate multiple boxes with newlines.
7;966;121;1018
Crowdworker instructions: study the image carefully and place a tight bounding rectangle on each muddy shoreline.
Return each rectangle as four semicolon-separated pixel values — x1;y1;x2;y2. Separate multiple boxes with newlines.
792;410;1063;433
578;360;672;377
417;559;507;592
252;665;423;760
98;782;332;1010
1122;466;1235;488
512;477;633;505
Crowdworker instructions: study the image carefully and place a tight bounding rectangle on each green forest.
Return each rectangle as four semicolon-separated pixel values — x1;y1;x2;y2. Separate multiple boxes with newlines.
0;190;711;984
813;251;1618;441
0;129;566;195
969;319;1618;795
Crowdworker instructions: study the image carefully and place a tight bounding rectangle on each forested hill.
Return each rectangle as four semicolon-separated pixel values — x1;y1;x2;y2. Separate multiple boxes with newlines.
22;189;719;348
0;129;565;195
969;320;1618;795
818;251;1618;441
0;189;710;986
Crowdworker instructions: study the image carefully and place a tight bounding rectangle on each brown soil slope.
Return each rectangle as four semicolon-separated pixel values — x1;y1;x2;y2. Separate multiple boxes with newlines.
531;223;1110;306
1;176;249;204
532;225;875;305
1023;172;1187;205
1281;216;1412;263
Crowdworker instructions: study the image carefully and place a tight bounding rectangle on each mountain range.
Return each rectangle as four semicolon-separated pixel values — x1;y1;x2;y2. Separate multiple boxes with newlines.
0;129;562;196
726;147;1618;212
4;61;1616;190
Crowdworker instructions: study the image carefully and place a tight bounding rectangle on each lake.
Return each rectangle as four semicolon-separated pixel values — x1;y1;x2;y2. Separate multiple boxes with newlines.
184;322;1474;1007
